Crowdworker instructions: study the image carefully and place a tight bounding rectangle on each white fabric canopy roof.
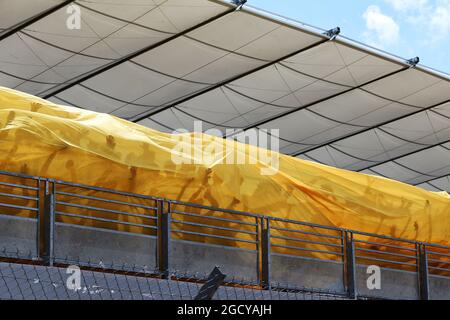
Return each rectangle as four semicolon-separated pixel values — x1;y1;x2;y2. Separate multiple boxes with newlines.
1;0;449;193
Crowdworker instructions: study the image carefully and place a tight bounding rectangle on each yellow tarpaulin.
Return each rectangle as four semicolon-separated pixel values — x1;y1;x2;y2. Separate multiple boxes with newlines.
0;86;449;251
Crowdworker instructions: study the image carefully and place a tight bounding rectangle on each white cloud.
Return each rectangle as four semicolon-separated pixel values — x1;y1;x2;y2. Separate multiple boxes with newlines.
382;0;450;42
430;1;450;38
385;0;428;11
363;5;400;47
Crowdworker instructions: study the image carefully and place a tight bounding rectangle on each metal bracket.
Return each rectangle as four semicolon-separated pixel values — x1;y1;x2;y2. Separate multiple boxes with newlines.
232;0;247;11
194;267;226;300
323;27;341;40
406;56;420;68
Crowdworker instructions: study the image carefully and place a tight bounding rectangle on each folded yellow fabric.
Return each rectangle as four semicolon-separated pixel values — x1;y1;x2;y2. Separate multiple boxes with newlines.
0;86;449;251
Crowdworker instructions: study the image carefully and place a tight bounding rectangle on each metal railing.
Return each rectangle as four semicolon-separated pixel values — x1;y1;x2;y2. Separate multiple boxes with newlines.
1;169;450;300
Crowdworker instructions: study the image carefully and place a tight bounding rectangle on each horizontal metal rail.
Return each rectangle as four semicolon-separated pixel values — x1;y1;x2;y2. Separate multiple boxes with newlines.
54;222;157;239
171;228;258;245
55;201;157;220
169;199;260;219
355;247;418;260
269;216;344;232
171;210;258;226
428;265;450;272
55;191;157;210
352;230;418;245
271;244;344;257
355;255;418;268
353;239;417;252
55;211;157;230
172;219;258;236
271;234;343;249
0;192;38;201
428;252;450;260
271;225;343;240
54;180;160;201
428;258;450;265
426;245;450;253
0;202;39;212
0;181;39;191
0;170;42;180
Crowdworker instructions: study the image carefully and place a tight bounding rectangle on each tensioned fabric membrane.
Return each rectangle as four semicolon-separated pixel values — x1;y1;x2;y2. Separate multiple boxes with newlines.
1;0;450;193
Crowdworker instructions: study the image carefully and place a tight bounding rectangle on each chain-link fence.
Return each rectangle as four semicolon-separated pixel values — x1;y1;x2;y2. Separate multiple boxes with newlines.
0;247;351;300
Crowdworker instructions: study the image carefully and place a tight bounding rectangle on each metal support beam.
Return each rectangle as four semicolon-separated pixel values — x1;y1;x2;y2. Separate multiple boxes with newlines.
232;65;409;139
0;0;75;42
41;6;237;99
293;97;450;157
259;217;271;289
417;243;430;300
130;35;331;123
358;138;450;173
41;181;55;266
194;267;226;300
343;231;357;299
157;200;170;277
415;173;450;188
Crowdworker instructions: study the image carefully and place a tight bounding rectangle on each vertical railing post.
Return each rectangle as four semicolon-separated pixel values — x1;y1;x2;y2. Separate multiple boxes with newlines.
417;243;429;300
259;217;271;289
41;180;55;266
157;199;170;278
343;231;357;299
36;178;42;259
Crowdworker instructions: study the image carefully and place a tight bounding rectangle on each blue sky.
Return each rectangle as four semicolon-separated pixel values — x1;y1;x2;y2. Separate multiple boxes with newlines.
250;0;450;74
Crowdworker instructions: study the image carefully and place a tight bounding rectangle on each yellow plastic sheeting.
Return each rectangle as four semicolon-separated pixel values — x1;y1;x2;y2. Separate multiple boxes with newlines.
1;86;450;256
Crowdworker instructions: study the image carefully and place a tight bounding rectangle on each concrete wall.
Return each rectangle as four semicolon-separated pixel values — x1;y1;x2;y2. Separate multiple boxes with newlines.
271;254;345;292
54;224;258;280
170;240;258;281
356;265;419;300
0;215;37;258
429;275;450;300
54;224;156;270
